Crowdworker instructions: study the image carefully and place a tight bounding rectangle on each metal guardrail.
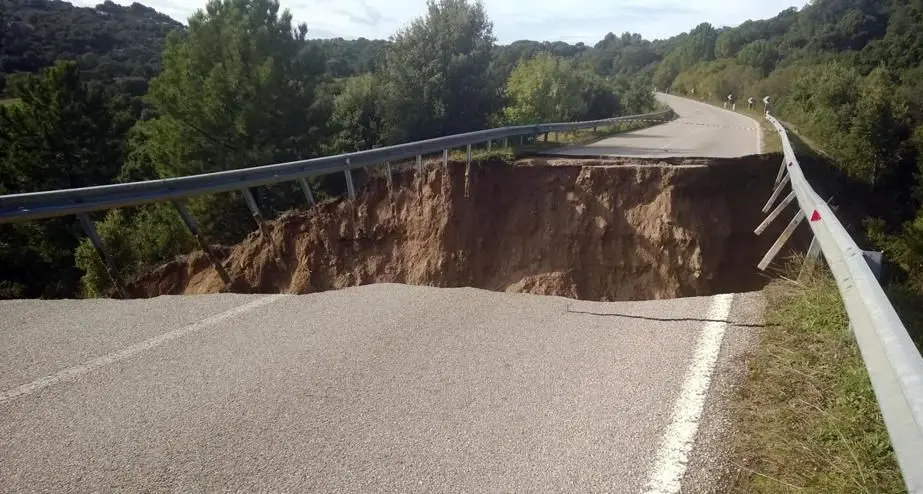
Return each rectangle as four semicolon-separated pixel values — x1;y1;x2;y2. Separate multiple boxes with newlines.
0;110;672;223
0;109;674;294
758;114;923;494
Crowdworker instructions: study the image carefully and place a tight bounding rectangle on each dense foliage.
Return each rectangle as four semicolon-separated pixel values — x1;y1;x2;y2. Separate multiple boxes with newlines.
653;0;923;297
0;61;129;297
0;0;184;91
0;0;654;298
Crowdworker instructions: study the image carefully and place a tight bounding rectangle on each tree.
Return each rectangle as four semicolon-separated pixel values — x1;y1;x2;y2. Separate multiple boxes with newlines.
0;61;125;298
0;0;183;83
331;74;383;153
502;53;587;124
652;52;681;90
848;69;911;198
715;30;745;59
737;39;779;75
618;76;656;115
676;23;719;69
130;0;330;243
0;61;124;191
380;0;497;143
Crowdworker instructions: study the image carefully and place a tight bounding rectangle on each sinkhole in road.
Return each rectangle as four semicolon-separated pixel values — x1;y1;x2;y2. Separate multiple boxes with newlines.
132;155;798;301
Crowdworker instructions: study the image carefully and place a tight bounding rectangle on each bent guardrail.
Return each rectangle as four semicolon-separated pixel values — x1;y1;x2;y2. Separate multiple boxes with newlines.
757;114;923;494
0;109;674;294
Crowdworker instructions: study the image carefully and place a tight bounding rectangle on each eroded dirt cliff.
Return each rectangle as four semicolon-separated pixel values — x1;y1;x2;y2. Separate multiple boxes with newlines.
131;155;794;301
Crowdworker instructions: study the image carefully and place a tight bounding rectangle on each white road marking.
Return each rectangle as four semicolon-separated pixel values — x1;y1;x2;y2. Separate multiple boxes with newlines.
0;295;285;404
643;293;735;494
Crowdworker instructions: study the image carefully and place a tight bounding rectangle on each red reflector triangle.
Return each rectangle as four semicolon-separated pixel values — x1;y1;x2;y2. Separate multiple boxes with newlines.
788;162;793;167
810;210;821;222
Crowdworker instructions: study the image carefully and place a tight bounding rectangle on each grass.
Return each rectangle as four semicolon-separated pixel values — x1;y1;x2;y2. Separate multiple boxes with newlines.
0;98;20;106
731;259;905;493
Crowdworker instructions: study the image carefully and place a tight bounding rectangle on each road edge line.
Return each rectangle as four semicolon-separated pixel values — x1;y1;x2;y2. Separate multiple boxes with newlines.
643;293;735;494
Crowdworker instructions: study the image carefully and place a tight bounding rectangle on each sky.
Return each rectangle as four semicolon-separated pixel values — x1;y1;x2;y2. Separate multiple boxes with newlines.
73;0;809;44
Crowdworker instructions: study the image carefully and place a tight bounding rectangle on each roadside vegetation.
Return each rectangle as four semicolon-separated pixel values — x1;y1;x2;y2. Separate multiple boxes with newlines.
0;0;656;299
732;261;904;493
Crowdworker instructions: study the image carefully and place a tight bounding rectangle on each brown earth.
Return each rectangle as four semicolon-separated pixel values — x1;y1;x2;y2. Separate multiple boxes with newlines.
130;155;799;301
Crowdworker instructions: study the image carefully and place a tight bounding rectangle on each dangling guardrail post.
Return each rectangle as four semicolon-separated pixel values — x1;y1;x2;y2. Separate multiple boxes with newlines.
171;200;233;289
763;174;792;213
774;158;788;186
241;188;287;271
385;161;393;188
466;144;472;165
77;213;127;298
297;178;316;208
755;190;797;235
344;158;356;200
442;149;448;168
416;154;423;173
798;236;822;282
757;209;806;270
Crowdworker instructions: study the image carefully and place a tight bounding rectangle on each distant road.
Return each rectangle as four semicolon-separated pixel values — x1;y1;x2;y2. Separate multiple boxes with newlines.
550;93;762;158
1;286;762;492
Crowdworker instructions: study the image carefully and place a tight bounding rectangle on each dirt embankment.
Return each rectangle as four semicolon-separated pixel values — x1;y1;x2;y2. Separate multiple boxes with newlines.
131;155;795;301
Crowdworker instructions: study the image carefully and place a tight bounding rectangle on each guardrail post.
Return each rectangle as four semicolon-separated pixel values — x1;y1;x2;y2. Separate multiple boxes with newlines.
503;137;509;148
385;161;393;188
755;190;797;235
416;154;423;174
520;135;525;145
77;213;127;298
543;133;548;142
798;236;821;282
297;178;316;208
466;144;472;165
344;158;356;200
242;188;288;271
171;200;233;289
774;158;788;186
442;149;448;168
762;174;792;213
757;209;806;271
487;140;492;152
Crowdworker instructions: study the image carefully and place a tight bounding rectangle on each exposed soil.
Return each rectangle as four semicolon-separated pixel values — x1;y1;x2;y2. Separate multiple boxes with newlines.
130;155;800;301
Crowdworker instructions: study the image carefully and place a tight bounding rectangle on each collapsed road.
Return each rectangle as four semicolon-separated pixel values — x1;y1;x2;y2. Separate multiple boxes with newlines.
0;95;782;493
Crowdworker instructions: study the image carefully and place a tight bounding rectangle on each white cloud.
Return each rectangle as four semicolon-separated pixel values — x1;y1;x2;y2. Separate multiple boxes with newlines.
72;0;808;44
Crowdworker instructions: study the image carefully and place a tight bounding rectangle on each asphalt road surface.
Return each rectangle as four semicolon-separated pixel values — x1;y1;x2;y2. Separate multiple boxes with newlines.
551;93;761;158
0;95;766;492
1;286;763;492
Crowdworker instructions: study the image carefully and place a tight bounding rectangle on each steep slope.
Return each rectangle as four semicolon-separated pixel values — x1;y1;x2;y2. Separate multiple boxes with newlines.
132;155;797;301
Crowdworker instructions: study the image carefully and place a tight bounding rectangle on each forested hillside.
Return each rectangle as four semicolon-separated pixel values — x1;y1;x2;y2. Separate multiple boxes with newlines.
0;0;656;298
649;0;923;296
0;0;184;93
